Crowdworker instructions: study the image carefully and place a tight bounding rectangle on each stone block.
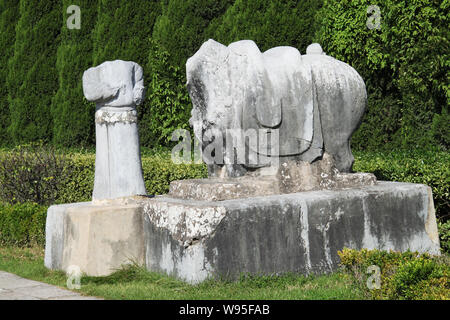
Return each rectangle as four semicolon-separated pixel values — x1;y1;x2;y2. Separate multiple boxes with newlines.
143;182;440;283
45;182;440;283
45;199;145;276
169;153;377;201
45;202;91;270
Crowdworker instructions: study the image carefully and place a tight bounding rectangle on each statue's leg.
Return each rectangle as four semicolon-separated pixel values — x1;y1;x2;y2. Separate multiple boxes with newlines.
207;164;221;178
327;140;354;173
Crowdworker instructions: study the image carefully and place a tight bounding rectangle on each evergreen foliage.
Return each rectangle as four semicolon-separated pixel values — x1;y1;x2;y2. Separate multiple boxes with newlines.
51;1;98;147
0;1;446;151
152;0;233;70
148;0;232;147
314;0;449;151
209;0;322;54
91;0;161;67
6;0;62;144
0;0;20;146
142;40;192;147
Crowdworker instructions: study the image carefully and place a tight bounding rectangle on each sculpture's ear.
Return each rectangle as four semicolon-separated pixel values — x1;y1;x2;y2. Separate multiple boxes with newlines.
132;63;145;106
82;65;119;103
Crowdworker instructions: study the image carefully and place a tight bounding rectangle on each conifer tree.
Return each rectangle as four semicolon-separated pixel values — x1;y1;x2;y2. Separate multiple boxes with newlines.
92;0;161;70
51;1;98;147
0;0;19;146
145;0;232;147
152;0;233;70
209;0;322;53
7;0;62;144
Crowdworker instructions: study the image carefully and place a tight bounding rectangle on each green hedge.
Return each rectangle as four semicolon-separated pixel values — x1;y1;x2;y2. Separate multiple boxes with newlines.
0;151;207;247
51;0;97;147
0;149;448;250
0;202;47;247
0;149;447;217
210;0;321;55
152;0;232;74
56;153;95;204
339;248;449;300
0;1;447;152
315;0;449;151
56;150;447;218
141;154;207;195
353;150;449;221
56;152;207;203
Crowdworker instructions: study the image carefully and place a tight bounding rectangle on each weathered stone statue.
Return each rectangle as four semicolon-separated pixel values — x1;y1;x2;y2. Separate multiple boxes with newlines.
187;40;366;174
171;40;375;200
82;60;147;200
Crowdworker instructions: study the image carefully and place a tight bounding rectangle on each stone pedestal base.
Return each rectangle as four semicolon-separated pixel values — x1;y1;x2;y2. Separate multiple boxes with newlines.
44;199;145;276
45;182;440;283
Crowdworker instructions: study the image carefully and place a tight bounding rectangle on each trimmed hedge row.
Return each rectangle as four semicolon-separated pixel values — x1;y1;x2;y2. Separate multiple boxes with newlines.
0;202;47;247
6;0;62;145
56;153;208;204
0;149;448;249
56;150;449;220
0;0;19;146
339;248;449;300
59;151;450;219
0;150;207;246
353;150;449;221
43;150;450;219
0;149;447;219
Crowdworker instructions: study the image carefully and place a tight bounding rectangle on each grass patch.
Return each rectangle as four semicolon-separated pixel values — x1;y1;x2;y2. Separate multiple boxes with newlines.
0;246;364;300
0;246;67;287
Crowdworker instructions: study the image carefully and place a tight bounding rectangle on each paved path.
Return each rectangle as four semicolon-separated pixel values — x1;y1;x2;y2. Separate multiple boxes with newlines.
0;271;102;300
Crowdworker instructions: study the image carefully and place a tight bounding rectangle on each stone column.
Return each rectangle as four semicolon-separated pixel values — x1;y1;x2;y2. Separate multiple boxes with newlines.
82;60;147;200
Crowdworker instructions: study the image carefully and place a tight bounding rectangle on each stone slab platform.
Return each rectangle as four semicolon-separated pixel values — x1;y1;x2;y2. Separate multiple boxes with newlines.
168;172;377;201
45;182;440;283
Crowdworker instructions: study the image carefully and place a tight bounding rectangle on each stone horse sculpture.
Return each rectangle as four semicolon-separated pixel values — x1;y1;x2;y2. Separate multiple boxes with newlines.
186;40;367;179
